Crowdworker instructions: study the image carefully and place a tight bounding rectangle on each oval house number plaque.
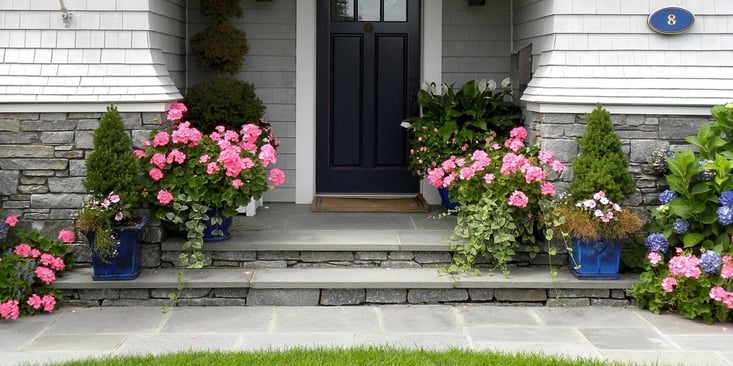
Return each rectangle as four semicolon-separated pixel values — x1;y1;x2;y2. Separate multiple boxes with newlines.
648;7;695;34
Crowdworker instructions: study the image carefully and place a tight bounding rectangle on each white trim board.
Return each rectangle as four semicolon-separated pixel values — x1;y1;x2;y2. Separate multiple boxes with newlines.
0;103;172;113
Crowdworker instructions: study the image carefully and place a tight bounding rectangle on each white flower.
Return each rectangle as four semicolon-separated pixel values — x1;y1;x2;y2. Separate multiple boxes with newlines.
594;209;605;218
441;83;450;95
400;121;412;129
599;197;609;205
478;79;487;92
501;77;511;88
487;79;497;91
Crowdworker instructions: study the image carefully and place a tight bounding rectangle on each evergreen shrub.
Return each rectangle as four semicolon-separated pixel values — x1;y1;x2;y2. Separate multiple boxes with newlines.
183;78;265;134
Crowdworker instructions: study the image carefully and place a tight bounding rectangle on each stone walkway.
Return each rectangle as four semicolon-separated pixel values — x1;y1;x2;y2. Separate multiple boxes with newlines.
1;305;732;366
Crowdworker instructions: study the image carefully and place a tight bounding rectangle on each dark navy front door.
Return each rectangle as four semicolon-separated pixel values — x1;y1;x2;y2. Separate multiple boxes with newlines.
316;0;420;193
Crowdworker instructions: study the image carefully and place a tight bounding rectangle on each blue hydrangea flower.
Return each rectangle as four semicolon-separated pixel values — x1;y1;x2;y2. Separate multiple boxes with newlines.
700;250;723;274
720;191;733;206
645;233;669;252
672;219;689;234
658;189;677;204
717;206;733;225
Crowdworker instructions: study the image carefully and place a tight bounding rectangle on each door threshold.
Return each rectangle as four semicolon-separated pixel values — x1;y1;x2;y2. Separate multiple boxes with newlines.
313;193;419;199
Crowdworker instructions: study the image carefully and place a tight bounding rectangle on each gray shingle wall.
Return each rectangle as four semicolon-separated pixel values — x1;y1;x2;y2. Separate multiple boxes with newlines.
442;0;512;86
150;0;187;90
187;0;295;202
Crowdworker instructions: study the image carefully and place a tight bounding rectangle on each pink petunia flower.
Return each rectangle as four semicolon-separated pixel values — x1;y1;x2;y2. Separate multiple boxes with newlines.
5;215;18;227
57;229;75;244
268;168;286;186
157;190;174;205
35;267;56;285
508;190;529;208
661;277;677;293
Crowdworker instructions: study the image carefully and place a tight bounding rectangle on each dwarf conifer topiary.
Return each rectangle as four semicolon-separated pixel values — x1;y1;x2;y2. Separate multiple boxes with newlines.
84;105;141;205
183;78;265;134
568;104;635;203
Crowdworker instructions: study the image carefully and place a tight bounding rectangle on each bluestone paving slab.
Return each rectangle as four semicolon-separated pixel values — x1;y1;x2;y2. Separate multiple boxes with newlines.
161;307;274;333
239;333;357;350
581;328;677;350
467;326;582;343
0;351;108;366
355;333;471;350
44;306;169;334
286;214;415;230
410;214;457;230
600;350;730;366
396;230;453;250
452;267;637;289
250;268;453;289
454;305;540;326
378;305;462;333
55;267;254;289
532;306;644;328
668;335;733;351
272;307;381;333
633;308;732;335
0;313;60;351
25;334;125;351
117;334;241;355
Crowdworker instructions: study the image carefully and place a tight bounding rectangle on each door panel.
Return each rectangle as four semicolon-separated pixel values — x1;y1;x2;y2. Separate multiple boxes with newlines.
316;0;420;194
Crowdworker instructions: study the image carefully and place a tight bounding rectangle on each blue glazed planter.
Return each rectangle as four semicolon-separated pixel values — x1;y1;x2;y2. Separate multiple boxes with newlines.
569;236;621;280
202;208;233;242
438;188;460;210
89;217;148;281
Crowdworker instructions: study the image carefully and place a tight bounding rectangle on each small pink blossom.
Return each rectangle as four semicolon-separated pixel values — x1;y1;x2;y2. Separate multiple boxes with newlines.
30;249;40;258
150;153;167;169
167;102;187;121
166;149;186;164
508;190;529;208
27;294;43;310
647;252;662;265
523;166;546;184
35;266;56;285
40;253;55;267
149;168;164;181
133;149;146;159
441;158;457;172
157;190;174;205
661;277;677;293
258;144;277;167
470;150;491;170
232;179;244;189
668;254;701;279
459;167;476;181
538;150;554;164
268;168;286;186
57;229;75;244
540;182;555;196
199;154;210;164
5;215;18;227
550;160;565;173
721;256;733;279
41;295;56;312
484;173;495;184
108;193;120;203
50;257;65;271
152;131;170;147
0;300;20;320
504;138;524;152
509;126;528;140
206;162;220;175
427;168;445;188
14;243;32;257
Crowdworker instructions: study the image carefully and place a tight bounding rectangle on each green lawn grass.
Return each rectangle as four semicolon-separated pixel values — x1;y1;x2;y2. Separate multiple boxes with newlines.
50;347;655;366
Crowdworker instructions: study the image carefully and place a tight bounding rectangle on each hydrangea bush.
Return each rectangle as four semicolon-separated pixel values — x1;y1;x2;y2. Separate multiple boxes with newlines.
426;126;564;274
0;212;74;320
631;104;733;323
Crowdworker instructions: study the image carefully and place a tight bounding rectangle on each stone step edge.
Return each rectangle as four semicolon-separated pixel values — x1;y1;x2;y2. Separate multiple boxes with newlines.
160;235;454;252
55;267;638;291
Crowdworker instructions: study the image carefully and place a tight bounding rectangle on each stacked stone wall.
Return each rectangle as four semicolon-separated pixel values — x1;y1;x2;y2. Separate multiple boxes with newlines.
0;111;165;236
526;111;711;210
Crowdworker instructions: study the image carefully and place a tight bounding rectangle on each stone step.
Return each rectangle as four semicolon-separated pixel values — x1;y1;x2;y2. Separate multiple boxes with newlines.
54;267;637;307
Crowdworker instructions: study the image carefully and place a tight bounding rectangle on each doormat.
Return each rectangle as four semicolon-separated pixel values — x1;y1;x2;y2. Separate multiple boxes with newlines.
311;194;430;213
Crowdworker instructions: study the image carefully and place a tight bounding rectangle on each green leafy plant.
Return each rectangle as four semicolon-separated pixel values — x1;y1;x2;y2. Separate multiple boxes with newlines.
79;105;143;255
631;103;733;323
200;0;243;23
568;104;635;203
0;211;74;320
426;127;565;275
401;78;523;177
183;78;265;134
190;23;249;76
140;103;285;268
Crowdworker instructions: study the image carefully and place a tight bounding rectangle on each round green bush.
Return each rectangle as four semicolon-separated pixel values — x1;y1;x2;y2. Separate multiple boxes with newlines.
200;0;243;23
183;78;266;133
190;23;249;76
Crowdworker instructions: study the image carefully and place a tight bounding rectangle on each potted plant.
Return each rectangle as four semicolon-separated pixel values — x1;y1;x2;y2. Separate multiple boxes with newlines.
78;105;148;281
139;102;285;268
557;104;642;279
401;78;522;208
631;103;733;323
426;126;565;275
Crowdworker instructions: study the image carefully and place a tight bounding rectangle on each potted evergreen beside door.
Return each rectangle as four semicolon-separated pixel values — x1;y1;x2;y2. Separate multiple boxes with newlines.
78;105;148;281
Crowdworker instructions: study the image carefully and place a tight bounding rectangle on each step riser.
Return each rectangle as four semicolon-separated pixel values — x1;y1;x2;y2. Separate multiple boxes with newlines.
60;288;633;307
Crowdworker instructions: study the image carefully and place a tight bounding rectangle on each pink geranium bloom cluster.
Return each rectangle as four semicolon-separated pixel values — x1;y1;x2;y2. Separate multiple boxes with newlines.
25;294;56;312
141;103;286;211
668;250;702;279
709;286;733;309
0;300;20;320
426;126;563;210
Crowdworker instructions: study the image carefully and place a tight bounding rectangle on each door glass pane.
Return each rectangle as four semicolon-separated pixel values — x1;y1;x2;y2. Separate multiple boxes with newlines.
332;0;354;21
384;0;406;21
358;0;380;21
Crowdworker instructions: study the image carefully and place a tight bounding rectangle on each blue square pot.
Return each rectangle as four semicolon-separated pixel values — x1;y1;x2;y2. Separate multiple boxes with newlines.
89;217;148;281
569;236;621;280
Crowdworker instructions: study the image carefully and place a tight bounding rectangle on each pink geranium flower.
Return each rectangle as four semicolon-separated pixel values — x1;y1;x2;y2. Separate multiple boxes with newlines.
540;182;555;196
5;215;18;227
152;131;170;147
35;267;56;285
508;190;529;208
269;168;286;186
149;168;164;181
41;294;56;312
668;254;701;279
661;277;677;293
57;229;75;244
232;179;244;189
157;190;174;205
258;144;277;167
14;243;32;257
0;300;20;320
27;294;43;309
